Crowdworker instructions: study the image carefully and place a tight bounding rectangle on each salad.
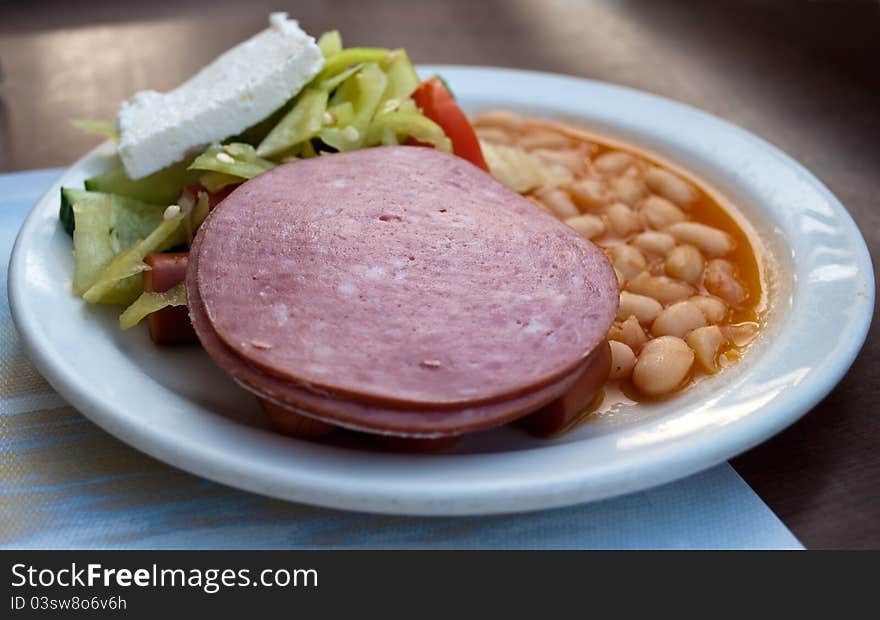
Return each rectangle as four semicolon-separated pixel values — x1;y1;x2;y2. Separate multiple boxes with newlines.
61;20;488;341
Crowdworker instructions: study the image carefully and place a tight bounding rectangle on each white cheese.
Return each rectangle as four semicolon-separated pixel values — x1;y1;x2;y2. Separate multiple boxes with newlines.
117;12;323;179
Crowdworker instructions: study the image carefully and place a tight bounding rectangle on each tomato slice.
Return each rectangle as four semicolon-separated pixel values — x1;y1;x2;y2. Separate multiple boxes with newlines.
411;78;489;171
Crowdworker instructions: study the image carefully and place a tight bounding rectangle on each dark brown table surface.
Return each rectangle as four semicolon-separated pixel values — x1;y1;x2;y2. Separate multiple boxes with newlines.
1;0;877;548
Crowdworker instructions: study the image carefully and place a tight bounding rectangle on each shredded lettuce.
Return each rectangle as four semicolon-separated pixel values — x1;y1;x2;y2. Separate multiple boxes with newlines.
256;88;328;158
316;48;390;82
326;101;354;128
319;62;388;151
317;30;343;58
188;143;275;179
316;63;363;92
365;112;451;152
380;50;420;104
119;283;187;330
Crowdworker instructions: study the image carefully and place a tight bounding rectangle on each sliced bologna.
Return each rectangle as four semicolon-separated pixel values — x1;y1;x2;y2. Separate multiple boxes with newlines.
195;146;618;411
188;232;598;436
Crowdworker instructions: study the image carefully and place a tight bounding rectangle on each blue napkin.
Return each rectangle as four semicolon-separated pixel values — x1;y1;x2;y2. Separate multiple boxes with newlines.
0;169;802;550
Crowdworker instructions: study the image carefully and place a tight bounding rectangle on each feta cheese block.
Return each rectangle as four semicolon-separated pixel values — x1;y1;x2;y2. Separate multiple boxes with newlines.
117;12;324;179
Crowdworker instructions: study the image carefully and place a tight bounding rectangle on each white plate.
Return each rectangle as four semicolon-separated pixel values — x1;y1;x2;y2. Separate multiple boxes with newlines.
8;67;874;515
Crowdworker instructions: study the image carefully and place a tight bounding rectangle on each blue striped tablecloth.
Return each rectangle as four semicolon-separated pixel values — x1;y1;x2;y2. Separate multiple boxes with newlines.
0;169;802;550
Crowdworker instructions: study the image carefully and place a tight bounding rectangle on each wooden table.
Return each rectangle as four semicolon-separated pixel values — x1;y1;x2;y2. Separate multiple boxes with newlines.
1;0;877;548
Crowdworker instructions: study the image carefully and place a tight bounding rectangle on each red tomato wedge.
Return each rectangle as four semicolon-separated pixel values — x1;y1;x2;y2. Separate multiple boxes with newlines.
411;78;489;171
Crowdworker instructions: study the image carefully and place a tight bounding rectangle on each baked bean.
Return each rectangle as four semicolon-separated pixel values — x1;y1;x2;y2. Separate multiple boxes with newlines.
527;195;551;213
632;336;695;396
618;291;663;324
568;179;607;210
665;222;733;257
593;151;633;175
535;187;580;219
626;271;695;305
472;110;526;131
531;148;586;173
565;214;605;239
608;340;637;380
640;195;686;229
665;244;705;284
633;231;676;255
475;127;513;144
519;130;573;151
609;245;647;281
685;326;726;373
651;300;707;338
606;202;642;237
607;315;648;353
610;176;648;206
688;295;728;323
645;167;697;206
704;259;748;305
474;112;763;402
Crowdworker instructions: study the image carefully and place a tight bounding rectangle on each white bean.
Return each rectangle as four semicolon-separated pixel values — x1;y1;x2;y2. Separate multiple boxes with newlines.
475;127;513;144
626;271;695;305
665;222;734;257
608;340;637;380
618;291;663;324
613;267;626;288
473;110;526;131
685;326;726;373
688;295;728;323
633;231;676;255
606;202;642;237
610;176;647;206
568;179;607;210
607;315;648;353
651;300;707;338
531;148;586;173
703;259;748;305
565;214;606;239
527;195;551;213
535;187;580;219
665;244;705;284
645;167;697;206
633;336;694;396
639;195;686;229
519;131;573;151
609;245;647;281
593;151;633;175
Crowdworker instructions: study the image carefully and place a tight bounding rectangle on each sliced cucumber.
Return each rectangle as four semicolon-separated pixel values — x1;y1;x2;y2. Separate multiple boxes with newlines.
71;193;168;301
59;188;95;235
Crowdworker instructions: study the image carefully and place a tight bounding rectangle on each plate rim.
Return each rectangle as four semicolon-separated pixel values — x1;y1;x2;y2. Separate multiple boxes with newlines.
8;65;875;515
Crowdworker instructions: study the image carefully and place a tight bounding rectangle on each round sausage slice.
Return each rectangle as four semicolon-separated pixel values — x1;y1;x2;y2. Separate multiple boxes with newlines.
187;235;601;436
195;146;618;410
